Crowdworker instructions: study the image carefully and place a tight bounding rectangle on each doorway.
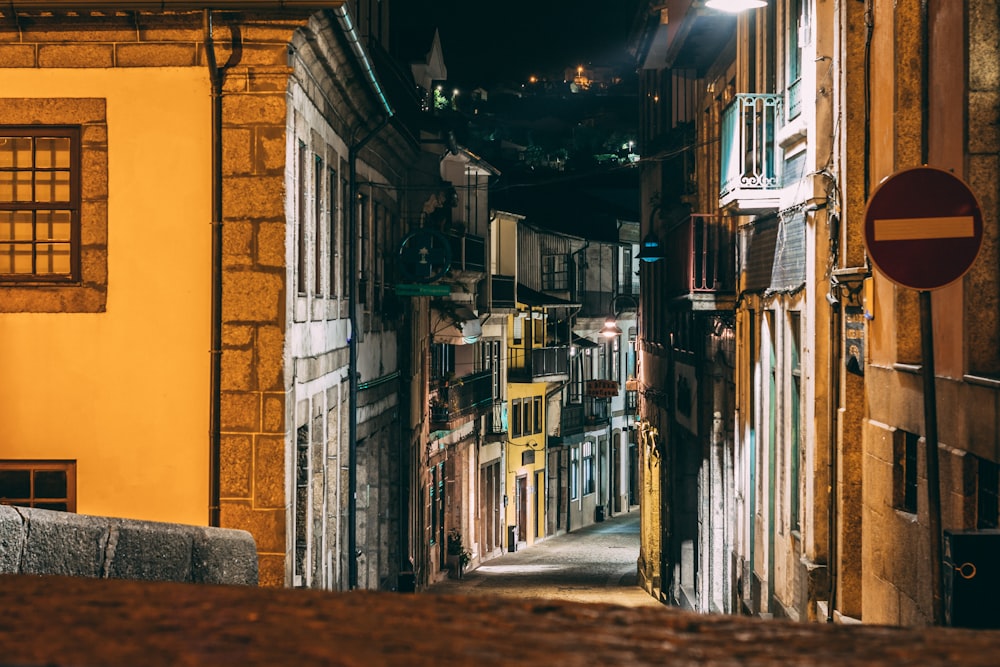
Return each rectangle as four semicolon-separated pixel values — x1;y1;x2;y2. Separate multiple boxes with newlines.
516;475;528;543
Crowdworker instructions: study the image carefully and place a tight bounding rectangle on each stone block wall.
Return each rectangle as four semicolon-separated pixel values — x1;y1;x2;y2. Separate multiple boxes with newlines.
0;505;257;586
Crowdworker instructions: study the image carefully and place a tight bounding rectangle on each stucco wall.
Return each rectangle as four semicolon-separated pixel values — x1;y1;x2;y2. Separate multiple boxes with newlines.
0;68;212;526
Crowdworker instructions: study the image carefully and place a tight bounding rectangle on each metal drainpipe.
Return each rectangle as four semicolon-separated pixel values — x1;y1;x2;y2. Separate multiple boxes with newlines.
826;283;841;621
204;10;242;527
347;117;389;588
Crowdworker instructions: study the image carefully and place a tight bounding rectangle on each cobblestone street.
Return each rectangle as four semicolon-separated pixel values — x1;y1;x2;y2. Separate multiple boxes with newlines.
428;510;662;608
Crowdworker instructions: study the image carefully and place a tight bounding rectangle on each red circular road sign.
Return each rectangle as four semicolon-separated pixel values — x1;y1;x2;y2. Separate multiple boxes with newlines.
863;166;983;290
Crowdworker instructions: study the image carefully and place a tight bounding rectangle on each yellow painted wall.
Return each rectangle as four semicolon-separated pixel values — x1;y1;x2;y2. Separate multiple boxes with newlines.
0;69;212;525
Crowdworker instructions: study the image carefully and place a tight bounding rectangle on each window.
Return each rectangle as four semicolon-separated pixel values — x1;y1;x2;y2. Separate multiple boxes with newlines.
297;141;307;296
328;167;339;300
611;336;620;382
978;457;999;529
0;460;76;512
359;193;369;306
582;441;595;496
431;343;455;380
786;0;807;120
542;254;569;291
511;398;522;438
314;154;323;296
893;429;919;514
340;171;349;311
570;446;580;500
533;396;542;434
622;247;636;296
0;103;108;313
0;128;78;281
481;339;501;400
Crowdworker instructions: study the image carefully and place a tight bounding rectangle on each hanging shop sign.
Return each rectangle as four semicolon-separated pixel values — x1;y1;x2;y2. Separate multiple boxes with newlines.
585;379;619;398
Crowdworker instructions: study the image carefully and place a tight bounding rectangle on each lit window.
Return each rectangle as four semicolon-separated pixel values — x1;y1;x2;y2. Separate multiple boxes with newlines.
0;129;78;281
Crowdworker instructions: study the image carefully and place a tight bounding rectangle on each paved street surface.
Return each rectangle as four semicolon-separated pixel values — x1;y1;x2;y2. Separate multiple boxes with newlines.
428;510;663;607
6;570;1000;665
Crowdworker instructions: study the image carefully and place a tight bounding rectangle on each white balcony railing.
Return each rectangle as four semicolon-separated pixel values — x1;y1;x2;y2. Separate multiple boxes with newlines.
720;93;781;210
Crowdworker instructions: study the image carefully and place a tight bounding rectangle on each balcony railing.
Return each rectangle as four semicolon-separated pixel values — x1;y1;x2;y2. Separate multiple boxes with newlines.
720;93;781;211
586;397;609;425
446;231;486;274
664;214;735;297
508;346;570;382
558;398;610;438
560;403;584;436
430;369;493;425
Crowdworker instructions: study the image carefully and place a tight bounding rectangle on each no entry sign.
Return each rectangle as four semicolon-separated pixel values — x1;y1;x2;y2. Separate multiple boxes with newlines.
863;167;983;290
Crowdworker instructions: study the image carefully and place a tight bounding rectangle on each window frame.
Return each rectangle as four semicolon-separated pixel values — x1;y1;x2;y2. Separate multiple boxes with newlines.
893;429;919;514
0;460;77;512
570;445;580;500
582;441;595;496
0;126;81;283
0;100;108;314
541;253;570;291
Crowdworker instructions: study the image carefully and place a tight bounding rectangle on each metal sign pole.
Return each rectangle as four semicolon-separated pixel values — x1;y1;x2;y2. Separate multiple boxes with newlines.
919;289;943;625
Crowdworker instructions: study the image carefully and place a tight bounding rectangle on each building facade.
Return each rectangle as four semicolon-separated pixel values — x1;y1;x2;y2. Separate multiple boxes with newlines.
0;2;415;591
633;0;1000;627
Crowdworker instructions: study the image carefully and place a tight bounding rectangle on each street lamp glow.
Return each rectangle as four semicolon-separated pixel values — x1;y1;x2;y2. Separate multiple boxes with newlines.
601;316;623;338
705;0;767;12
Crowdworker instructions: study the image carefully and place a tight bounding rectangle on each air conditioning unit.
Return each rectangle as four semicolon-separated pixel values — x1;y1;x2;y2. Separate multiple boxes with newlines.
943;529;1000;628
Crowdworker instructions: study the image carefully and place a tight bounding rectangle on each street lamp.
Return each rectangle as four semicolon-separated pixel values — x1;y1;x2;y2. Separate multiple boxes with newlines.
636;231;666;263
600;294;639;338
705;0;767;12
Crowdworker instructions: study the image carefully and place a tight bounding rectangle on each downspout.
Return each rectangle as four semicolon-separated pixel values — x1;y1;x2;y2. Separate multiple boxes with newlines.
332;3;393;589
826;275;842;622
205;10;242;528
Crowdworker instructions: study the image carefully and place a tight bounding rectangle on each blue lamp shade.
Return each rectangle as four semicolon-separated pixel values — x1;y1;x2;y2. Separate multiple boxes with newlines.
637;232;665;263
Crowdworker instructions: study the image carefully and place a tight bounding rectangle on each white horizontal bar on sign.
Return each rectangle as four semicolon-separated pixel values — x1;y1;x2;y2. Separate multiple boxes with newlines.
873;216;975;241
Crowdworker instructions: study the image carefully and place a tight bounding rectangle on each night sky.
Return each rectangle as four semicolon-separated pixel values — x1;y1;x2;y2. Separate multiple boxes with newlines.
391;0;642;89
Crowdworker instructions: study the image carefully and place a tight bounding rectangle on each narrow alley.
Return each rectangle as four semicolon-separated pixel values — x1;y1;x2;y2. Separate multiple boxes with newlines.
428;511;661;608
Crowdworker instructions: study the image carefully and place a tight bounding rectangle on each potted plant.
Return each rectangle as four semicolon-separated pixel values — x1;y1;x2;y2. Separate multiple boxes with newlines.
446;528;471;579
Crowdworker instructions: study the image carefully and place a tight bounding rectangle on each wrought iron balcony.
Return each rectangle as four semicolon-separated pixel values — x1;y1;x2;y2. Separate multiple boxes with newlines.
663;214;736;308
429;369;494;427
508;346;570;382
719;93;781;213
585;397;610;426
557;397;610;440
559;403;585;438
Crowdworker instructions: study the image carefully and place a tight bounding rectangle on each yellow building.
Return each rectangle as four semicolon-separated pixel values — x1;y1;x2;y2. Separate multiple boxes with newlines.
0;3;414;591
505;379;548;549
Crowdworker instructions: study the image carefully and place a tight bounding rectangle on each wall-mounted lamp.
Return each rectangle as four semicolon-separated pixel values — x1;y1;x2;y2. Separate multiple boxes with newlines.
508;439;542;450
636;231;666;263
705;0;767;12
